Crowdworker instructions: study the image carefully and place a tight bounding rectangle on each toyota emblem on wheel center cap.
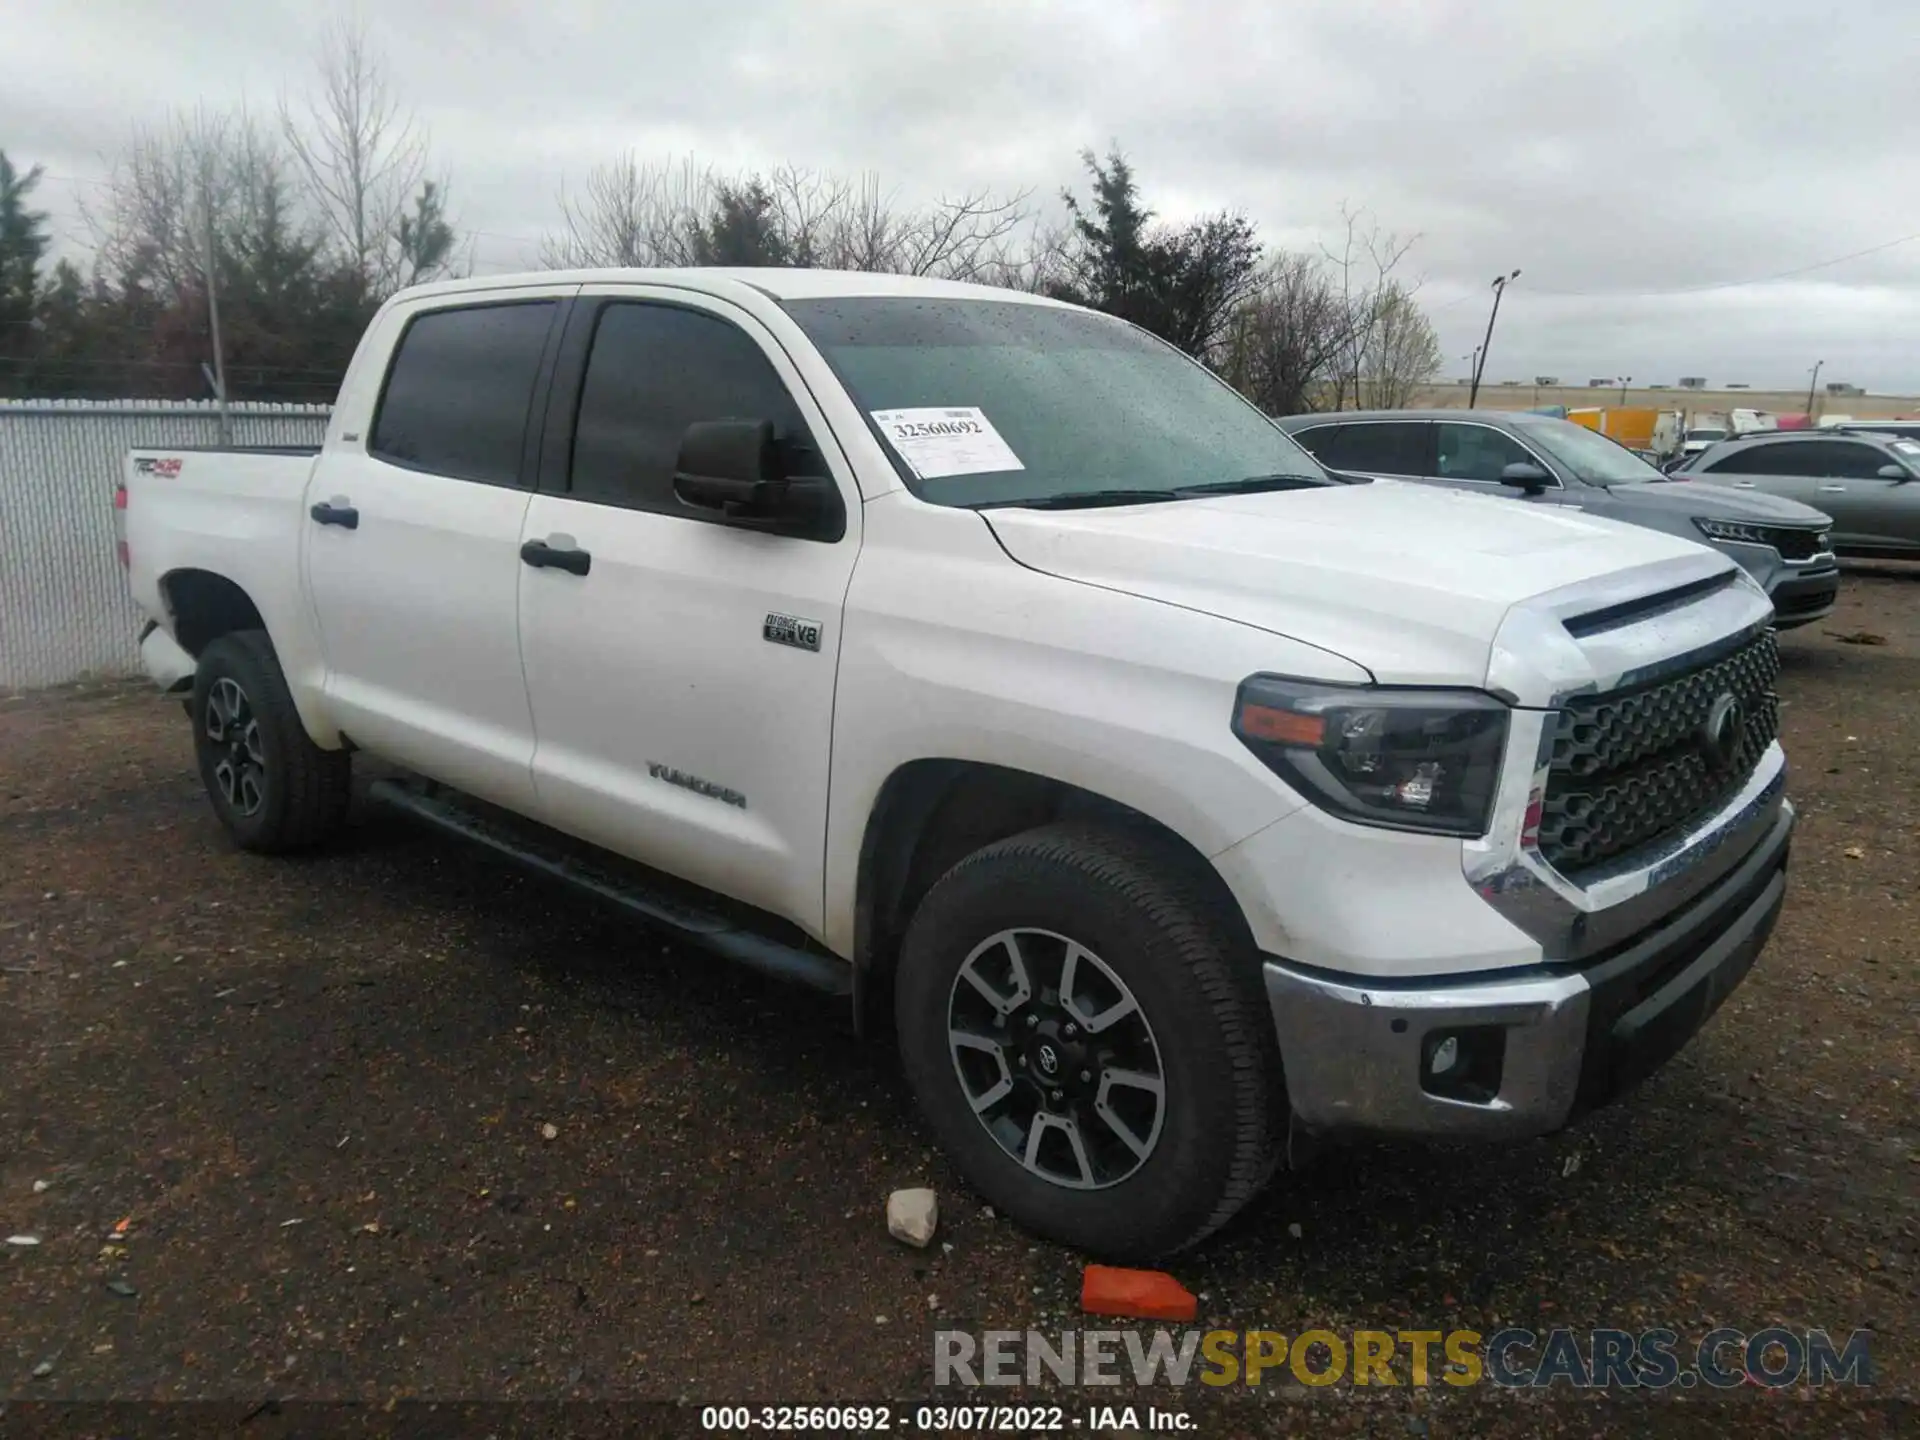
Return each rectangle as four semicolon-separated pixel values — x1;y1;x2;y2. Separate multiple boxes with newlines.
1036;1042;1060;1076
1700;691;1744;770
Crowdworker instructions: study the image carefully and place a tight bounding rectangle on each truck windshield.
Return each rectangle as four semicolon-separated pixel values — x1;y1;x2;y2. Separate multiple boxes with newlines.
782;296;1332;508
1513;416;1668;485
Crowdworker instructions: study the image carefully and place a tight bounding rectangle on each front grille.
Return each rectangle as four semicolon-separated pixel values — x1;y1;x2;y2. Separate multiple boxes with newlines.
1539;630;1780;875
1764;528;1827;562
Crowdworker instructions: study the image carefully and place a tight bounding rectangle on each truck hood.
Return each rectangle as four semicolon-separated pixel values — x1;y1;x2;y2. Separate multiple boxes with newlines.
1604;478;1831;526
984;479;1733;687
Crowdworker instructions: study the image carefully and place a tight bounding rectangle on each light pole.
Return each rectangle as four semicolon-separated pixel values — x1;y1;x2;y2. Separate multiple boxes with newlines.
1804;360;1824;417
1467;269;1521;408
1618;375;1631;405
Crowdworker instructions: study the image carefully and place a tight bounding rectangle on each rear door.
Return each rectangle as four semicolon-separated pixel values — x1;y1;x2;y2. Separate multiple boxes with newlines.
303;288;572;809
515;286;861;935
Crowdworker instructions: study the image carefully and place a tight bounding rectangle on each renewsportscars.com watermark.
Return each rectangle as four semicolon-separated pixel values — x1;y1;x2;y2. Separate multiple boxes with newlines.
934;1326;1874;1390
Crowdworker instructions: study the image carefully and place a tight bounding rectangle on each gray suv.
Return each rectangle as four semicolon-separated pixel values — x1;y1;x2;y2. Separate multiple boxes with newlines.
1672;428;1920;560
1279;409;1839;629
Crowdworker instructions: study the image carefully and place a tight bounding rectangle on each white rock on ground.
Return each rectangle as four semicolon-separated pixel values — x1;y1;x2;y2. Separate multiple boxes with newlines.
886;1188;939;1248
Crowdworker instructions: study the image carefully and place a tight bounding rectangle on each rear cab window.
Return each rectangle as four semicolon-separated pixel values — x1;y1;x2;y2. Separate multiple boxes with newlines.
370;301;559;485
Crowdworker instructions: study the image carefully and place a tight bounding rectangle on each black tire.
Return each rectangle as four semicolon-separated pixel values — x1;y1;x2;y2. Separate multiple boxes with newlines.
895;822;1277;1260
190;630;350;853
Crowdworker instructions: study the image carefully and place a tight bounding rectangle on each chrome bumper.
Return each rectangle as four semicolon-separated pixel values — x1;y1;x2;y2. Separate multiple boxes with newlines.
1265;798;1792;1140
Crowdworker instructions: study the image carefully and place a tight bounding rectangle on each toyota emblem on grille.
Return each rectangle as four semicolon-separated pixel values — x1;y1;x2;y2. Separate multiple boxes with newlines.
1700;691;1744;770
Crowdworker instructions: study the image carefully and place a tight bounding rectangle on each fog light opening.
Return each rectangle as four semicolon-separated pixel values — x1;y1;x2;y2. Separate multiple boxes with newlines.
1420;1025;1507;1104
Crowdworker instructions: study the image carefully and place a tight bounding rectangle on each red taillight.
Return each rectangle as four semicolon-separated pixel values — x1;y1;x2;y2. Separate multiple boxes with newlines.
114;483;130;567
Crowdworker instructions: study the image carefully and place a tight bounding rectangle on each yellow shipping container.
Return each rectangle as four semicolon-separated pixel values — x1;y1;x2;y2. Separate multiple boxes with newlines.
1565;407;1658;450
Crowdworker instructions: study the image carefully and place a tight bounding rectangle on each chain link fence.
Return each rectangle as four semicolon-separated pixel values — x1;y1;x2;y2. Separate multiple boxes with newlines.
0;400;332;689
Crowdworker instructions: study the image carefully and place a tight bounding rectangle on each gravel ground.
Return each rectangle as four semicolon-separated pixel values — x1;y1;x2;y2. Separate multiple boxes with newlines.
3;570;1916;1437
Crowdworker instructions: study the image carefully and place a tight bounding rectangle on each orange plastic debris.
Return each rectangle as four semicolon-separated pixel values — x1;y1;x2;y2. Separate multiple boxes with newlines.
112;1217;131;1235
1080;1264;1197;1322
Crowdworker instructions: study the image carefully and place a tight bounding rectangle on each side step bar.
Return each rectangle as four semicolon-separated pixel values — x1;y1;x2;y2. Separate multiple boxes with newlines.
367;778;852;998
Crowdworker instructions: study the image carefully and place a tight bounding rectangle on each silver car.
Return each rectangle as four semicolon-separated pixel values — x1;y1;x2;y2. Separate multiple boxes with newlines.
1673;429;1920;559
1277;409;1841;628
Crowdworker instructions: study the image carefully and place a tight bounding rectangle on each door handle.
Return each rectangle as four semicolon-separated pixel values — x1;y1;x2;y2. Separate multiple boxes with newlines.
1731;481;1756;489
1817;484;1846;493
520;538;591;576
309;500;359;529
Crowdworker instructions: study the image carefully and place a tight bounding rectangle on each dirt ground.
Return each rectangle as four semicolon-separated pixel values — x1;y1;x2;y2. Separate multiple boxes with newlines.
3;571;1916;1438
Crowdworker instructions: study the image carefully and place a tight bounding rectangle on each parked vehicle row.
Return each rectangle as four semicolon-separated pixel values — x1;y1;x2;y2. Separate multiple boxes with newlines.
118;269;1795;1260
1277;409;1841;628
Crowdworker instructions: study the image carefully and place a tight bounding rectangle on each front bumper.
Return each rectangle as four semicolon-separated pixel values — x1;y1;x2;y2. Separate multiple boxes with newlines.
1766;564;1840;629
1264;798;1791;1140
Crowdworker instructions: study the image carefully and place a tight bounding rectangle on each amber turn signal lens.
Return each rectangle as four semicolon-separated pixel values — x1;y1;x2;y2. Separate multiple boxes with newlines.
1237;703;1325;746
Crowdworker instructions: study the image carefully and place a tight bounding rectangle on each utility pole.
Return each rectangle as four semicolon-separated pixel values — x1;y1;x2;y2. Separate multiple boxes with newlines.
1467;269;1521;408
200;174;232;445
1804;360;1823;418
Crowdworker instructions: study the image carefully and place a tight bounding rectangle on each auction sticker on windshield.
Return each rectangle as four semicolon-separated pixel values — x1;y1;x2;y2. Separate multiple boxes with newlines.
872;407;1024;479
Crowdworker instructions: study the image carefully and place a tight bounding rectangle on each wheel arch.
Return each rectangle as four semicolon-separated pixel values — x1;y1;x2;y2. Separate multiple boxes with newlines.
161;568;267;657
158;567;340;749
851;758;1257;1036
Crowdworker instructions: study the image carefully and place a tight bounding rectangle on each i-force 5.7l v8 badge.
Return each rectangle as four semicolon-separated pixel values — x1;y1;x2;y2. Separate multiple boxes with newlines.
763;613;823;652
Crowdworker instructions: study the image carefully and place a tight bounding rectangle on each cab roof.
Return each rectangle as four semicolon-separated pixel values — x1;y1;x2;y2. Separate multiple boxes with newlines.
390;267;1079;309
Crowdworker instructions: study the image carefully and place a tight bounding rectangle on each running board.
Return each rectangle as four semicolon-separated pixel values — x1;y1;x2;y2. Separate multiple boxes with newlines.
367;778;852;997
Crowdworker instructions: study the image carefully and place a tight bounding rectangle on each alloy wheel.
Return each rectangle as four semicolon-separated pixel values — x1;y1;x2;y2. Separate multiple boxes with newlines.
204;677;266;817
946;927;1166;1190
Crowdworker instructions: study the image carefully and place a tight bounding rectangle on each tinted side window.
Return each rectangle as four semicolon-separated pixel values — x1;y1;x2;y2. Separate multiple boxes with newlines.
1822;441;1899;478
570;303;822;513
371;302;557;484
1435;423;1539;483
1299;421;1427;474
1700;444;1789;475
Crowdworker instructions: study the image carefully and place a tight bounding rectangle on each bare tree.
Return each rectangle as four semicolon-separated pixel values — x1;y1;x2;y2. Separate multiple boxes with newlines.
90;107;290;306
1357;281;1442;408
541;154;712;268
539;153;1035;279
1218;252;1356;416
280;16;452;295
1320;203;1422;410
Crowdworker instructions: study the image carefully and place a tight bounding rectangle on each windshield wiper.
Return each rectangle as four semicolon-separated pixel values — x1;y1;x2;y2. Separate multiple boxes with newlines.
975;488;1181;510
1172;472;1329;497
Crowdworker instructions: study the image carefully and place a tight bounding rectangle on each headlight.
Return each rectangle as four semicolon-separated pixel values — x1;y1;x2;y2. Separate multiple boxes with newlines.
1693;517;1773;546
1232;677;1510;837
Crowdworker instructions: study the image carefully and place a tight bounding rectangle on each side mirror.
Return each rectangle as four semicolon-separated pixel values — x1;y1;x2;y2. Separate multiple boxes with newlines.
1500;461;1551;493
672;419;839;536
1876;463;1909;482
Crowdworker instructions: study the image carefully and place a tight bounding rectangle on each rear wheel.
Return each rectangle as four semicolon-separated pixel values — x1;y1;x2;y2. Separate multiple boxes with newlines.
895;823;1276;1259
190;631;350;853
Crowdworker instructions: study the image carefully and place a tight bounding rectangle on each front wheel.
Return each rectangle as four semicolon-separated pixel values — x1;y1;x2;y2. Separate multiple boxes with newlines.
895;823;1277;1259
190;630;350;853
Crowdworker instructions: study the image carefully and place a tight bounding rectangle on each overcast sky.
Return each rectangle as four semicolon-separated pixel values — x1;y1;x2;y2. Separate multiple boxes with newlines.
6;0;1918;392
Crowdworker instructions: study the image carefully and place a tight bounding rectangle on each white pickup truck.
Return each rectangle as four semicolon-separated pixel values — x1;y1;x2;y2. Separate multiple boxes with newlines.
117;269;1793;1259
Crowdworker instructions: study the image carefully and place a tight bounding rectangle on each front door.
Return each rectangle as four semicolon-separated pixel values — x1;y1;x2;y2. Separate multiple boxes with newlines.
515;288;861;936
303;291;569;811
1791;438;1920;551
